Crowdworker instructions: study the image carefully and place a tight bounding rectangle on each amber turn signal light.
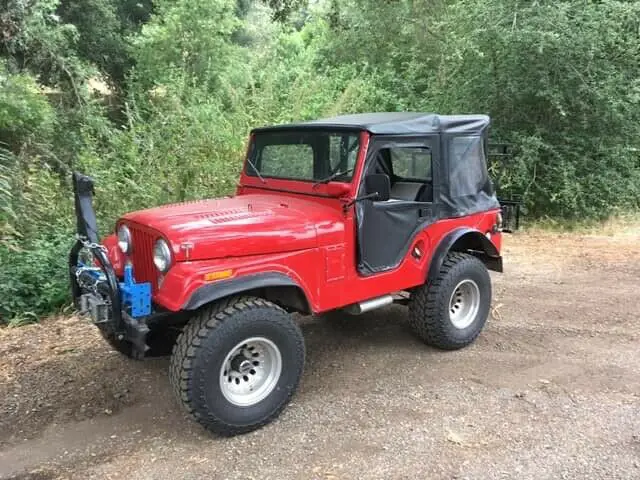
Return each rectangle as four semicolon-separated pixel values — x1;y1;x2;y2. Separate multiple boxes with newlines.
203;269;234;282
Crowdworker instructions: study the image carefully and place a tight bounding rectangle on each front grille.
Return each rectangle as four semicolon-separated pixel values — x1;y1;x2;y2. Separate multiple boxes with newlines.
128;225;158;291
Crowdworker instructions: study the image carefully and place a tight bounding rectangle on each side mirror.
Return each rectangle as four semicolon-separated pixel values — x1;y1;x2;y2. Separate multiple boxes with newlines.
364;174;391;202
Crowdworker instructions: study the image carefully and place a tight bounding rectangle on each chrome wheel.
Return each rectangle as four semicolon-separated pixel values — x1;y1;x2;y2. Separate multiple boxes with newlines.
448;279;481;329
219;337;282;407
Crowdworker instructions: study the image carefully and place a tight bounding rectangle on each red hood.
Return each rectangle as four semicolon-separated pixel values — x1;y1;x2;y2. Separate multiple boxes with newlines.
121;194;344;261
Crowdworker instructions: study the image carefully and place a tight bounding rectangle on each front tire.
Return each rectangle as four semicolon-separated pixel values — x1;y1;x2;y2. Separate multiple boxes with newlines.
409;252;491;350
170;296;305;436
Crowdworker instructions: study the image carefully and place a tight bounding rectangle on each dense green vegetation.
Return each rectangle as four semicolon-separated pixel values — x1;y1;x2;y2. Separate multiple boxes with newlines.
1;0;639;322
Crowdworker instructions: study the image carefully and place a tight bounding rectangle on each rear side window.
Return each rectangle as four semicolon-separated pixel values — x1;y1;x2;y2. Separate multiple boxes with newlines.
389;147;432;180
449;136;488;197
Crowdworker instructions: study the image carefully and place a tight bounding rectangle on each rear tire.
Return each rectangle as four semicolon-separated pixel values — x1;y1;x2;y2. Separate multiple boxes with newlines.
169;296;305;436
409;252;491;350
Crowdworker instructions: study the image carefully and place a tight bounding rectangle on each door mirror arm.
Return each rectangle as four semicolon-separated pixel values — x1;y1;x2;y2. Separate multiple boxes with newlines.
343;192;380;211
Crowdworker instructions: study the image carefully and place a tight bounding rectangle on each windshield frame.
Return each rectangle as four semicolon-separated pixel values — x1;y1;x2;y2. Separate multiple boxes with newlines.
244;128;362;185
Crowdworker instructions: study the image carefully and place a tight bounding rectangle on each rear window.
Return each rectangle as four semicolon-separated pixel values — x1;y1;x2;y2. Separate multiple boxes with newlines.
449;136;488;197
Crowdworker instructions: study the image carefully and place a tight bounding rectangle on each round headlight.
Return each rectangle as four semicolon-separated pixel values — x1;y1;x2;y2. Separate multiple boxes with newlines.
153;239;172;273
117;225;132;254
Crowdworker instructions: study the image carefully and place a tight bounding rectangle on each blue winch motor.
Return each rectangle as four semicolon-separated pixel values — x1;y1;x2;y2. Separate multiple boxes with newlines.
119;263;152;318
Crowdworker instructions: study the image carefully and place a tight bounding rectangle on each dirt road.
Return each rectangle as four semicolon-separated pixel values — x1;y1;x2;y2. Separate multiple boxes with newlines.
1;227;639;479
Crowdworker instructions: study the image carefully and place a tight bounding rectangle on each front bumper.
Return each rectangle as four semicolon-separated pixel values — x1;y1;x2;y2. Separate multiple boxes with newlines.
69;172;153;359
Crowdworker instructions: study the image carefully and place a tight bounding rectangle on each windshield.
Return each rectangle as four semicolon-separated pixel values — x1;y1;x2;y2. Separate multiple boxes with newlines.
246;130;360;183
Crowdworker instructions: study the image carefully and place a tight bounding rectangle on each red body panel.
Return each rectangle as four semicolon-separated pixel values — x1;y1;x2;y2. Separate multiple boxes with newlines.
106;131;502;314
120;195;342;262
150;209;500;313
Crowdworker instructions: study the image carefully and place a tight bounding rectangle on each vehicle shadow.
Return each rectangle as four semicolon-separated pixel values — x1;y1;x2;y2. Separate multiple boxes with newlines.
297;305;440;395
0;306;432;446
302;304;417;347
137;305;432;402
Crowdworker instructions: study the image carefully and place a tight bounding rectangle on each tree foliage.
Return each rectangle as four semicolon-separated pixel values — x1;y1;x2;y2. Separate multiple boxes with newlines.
1;0;639;321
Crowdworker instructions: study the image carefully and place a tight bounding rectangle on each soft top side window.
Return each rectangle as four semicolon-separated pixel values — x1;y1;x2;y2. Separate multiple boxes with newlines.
369;146;433;202
389;147;432;181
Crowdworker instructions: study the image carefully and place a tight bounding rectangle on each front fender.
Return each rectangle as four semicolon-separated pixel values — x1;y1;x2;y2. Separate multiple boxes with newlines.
152;252;317;312
181;272;302;311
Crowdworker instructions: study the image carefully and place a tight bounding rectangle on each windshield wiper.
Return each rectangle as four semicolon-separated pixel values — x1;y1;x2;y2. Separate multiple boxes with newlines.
312;167;354;188
246;158;266;184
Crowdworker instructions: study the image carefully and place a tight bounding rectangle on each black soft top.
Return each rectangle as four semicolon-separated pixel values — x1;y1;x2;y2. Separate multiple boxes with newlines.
251;112;490;135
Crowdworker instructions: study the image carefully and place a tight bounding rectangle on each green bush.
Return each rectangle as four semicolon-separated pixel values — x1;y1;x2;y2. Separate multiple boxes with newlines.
0;232;72;323
0;62;56;152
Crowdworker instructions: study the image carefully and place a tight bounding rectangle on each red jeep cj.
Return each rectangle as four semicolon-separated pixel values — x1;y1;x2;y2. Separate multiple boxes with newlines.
70;112;505;436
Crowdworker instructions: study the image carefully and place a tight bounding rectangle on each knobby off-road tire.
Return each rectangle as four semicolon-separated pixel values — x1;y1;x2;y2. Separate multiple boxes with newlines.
169;296;305;436
409;252;491;350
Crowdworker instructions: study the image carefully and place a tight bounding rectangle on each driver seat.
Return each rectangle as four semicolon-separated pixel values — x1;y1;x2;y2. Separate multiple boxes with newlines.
390;182;424;201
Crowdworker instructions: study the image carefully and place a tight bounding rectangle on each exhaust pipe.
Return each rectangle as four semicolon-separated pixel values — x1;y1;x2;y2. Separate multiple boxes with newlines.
345;295;394;315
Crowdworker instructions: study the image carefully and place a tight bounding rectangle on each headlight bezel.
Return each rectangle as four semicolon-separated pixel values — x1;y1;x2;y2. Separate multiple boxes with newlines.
153;238;172;273
117;224;132;254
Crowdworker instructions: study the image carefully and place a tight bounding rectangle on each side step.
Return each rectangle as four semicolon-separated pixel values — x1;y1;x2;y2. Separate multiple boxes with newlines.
345;295;394;315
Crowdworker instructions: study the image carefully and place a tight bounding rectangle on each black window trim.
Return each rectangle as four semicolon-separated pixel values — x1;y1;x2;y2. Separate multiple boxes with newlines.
245;128;361;184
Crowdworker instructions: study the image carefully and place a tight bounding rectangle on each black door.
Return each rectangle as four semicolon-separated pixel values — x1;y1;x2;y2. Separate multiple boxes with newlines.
356;136;438;275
